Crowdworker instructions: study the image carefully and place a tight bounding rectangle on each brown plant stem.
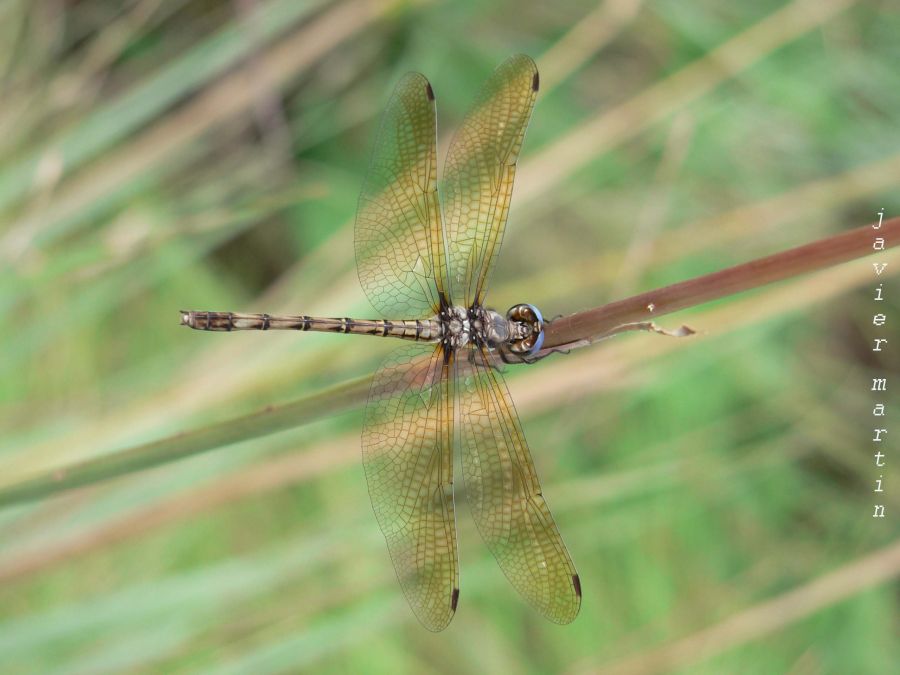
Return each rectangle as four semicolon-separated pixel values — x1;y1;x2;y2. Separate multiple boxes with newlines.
542;217;899;350
0;216;893;508
0;377;371;509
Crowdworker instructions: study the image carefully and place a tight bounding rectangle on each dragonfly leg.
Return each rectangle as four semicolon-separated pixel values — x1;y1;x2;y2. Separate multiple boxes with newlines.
505;346;571;364
498;348;534;366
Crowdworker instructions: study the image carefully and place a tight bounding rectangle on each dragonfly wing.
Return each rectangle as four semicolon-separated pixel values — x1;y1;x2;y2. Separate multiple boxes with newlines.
458;345;581;623
356;72;451;318
362;343;459;631
442;54;539;308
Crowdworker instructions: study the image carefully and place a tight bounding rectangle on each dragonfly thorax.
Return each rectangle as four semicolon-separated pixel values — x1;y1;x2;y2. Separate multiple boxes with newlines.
472;307;512;347
443;305;472;349
439;305;508;349
439;304;544;356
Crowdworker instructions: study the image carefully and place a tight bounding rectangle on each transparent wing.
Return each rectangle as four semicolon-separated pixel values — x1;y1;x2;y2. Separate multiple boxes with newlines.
442;54;539;308
355;72;451;318
458;344;581;624
362;343;459;631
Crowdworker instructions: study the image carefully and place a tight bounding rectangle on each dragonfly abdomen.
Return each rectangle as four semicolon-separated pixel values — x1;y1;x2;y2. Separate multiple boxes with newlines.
180;311;442;341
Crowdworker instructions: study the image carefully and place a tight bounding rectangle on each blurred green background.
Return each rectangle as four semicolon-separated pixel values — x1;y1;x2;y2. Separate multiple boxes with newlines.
1;0;899;672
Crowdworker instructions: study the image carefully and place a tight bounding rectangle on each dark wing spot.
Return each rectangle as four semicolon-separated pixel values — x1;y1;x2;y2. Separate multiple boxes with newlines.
451;587;460;611
532;70;540;92
425;82;435;101
572;574;582;597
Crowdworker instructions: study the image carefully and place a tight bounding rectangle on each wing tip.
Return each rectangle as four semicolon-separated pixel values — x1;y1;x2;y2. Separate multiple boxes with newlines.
425;81;435;101
418;591;458;632
532;70;540;92
572;573;582;598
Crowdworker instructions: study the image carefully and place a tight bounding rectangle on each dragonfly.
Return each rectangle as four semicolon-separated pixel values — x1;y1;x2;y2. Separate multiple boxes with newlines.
181;54;580;631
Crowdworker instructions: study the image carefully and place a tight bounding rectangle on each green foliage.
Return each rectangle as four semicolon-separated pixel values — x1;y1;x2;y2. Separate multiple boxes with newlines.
1;0;898;672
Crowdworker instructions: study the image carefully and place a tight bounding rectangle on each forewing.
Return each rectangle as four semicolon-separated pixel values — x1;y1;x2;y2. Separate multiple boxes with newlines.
458;345;581;623
355;72;450;318
442;54;538;308
362;343;459;631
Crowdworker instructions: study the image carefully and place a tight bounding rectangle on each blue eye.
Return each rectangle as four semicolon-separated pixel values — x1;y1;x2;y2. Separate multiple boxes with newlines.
528;329;545;356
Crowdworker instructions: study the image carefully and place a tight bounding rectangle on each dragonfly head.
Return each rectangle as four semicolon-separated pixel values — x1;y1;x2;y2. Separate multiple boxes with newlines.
505;303;545;357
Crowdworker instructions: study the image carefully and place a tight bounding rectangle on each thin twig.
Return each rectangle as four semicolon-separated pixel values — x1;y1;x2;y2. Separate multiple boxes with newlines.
0;217;893;508
542;217;899;350
0;376;370;508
